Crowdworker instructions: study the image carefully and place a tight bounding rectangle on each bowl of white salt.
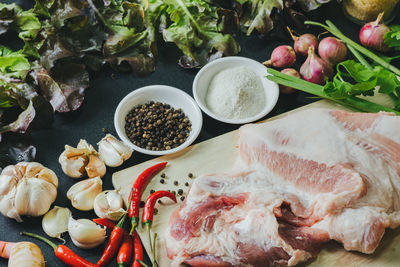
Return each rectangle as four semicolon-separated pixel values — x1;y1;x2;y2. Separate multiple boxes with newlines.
193;56;279;124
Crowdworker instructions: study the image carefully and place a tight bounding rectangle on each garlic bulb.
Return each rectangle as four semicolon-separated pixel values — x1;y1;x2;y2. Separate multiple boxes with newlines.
68;217;106;249
0;162;58;222
94;190;126;221
42;206;71;241
98;134;133;167
59;139;106;179
66;177;102;211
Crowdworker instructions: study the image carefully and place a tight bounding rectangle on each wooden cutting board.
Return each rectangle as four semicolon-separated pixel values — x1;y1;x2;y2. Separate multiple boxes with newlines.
112;99;400;267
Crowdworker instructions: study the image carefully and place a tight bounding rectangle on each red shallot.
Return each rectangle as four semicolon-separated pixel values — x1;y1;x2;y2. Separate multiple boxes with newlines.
359;12;391;52
288;28;318;57
318;37;347;66
300;46;333;85
263;45;296;68
280;68;300;94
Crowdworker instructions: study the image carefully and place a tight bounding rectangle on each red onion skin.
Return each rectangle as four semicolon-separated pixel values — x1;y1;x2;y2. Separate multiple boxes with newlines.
294;34;318;57
300;47;333;85
359;13;391;52
318;37;347;66
280;68;300;94
264;45;296;68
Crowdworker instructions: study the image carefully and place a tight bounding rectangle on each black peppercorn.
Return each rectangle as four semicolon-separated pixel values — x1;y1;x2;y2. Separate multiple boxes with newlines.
174;181;178;186
124;102;192;151
160;179;165;184
178;189;183;195
188;173;193;178
185;182;189;187
161;173;166;178
180;196;185;201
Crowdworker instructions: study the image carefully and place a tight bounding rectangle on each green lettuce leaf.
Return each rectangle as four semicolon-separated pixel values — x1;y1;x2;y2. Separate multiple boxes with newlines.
162;0;240;67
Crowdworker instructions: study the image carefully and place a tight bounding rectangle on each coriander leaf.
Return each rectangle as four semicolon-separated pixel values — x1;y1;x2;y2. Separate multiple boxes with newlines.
337;60;375;82
384;25;400;50
373;66;400;95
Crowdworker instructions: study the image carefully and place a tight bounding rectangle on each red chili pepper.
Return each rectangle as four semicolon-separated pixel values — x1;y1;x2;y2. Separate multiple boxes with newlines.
97;213;127;267
93;218;116;229
142;190;177;227
142;190;176;267
117;233;133;267
21;232;96;267
132;230;143;267
129;162;168;234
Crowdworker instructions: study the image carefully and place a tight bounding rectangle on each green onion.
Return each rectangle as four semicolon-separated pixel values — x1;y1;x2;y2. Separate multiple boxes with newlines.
266;69;400;115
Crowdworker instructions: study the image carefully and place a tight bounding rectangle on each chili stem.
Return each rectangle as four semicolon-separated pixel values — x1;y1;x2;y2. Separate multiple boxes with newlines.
137;259;150;267
21;232;57;250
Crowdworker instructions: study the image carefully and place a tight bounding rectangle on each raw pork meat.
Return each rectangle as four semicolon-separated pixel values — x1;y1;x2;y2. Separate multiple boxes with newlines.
166;108;400;266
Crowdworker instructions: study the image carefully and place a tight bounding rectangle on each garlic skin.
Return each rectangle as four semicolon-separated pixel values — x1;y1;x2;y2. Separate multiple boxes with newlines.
58;145;89;178
98;134;133;167
59;139;106;179
94;190;126;221
85;154;106;178
68;217;106;249
42;206;71;241
0;162;58;222
66;177;102;211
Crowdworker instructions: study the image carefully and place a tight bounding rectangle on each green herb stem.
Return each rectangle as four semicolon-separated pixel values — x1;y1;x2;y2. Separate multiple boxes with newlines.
266;69;400;115
305;20;400;76
347;45;372;70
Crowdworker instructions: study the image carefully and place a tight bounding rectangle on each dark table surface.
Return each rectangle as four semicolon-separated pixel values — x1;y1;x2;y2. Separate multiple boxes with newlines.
1;1;399;266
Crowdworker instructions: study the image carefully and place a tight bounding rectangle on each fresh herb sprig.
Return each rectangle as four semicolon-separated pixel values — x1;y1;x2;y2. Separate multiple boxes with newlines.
384;25;400;51
267;68;400;115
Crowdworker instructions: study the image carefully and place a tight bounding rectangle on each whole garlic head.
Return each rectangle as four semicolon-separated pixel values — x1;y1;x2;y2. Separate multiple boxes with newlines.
42;206;71;241
68;217;106;249
98;134;133;167
94;190;126;221
67;177;102;211
59;139;106;179
0;162;58;222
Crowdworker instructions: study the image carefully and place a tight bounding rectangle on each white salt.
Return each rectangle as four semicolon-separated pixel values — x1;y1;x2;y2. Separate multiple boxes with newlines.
205;66;266;120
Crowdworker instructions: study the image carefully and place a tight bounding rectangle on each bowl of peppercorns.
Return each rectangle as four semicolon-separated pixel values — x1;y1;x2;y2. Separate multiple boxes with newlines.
114;85;203;155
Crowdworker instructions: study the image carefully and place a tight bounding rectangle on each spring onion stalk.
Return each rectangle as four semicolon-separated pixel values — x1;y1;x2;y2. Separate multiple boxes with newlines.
266;68;400;115
305;20;400;76
347;45;372;70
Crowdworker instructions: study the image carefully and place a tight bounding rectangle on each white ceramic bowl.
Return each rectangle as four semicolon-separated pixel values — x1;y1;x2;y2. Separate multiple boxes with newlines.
114;85;203;156
193;56;279;124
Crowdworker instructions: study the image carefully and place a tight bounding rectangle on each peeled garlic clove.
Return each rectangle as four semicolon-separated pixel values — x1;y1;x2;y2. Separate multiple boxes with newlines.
94;190;126;221
67;177;102;211
42;206;71;241
68;217;106;249
98;134;133;167
85;155;106;178
59;145;88;178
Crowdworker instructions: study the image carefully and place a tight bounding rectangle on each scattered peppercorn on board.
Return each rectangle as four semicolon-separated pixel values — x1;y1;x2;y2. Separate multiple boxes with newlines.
112;98;400;267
